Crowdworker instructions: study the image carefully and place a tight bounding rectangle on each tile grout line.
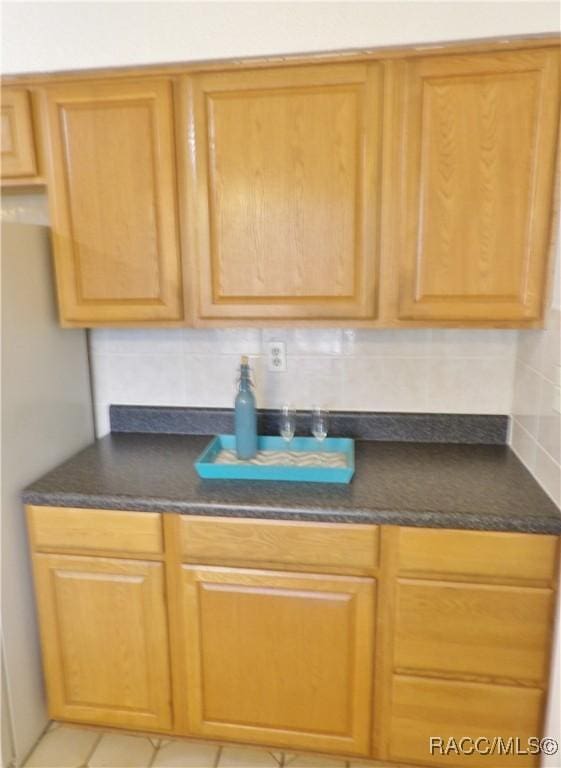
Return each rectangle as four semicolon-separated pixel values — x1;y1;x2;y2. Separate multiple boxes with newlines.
81;731;103;768
146;737;159;768
20;719;53;768
513;415;561;468
214;744;223;768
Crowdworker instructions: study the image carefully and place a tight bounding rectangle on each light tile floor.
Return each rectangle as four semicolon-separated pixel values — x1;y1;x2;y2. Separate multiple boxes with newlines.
22;723;392;768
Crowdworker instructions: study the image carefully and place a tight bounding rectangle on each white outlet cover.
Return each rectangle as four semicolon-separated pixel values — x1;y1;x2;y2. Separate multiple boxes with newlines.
267;341;287;372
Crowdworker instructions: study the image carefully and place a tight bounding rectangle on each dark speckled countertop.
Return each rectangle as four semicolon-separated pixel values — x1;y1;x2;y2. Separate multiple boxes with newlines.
22;433;561;534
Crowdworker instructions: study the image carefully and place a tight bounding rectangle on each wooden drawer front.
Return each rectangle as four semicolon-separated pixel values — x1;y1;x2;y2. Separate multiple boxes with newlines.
398;528;558;584
28;506;163;555
180;517;378;573
390;675;543;767
395;580;553;685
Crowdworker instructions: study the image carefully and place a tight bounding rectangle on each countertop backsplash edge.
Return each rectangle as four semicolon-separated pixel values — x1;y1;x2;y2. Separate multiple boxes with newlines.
109;405;509;445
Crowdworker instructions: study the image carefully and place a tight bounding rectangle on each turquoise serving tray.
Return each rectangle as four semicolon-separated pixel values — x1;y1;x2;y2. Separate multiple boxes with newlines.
194;435;355;484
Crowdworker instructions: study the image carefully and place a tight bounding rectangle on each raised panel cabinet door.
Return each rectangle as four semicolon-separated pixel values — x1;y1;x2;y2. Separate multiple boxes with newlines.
398;47;560;322
43;79;183;325
181;565;375;755
186;63;383;320
1;88;38;178
32;554;172;731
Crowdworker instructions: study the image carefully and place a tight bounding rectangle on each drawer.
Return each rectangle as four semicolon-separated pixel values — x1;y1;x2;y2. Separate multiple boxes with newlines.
27;506;163;555
390;675;543;767
180;517;378;574
394;579;553;685
398;527;558;584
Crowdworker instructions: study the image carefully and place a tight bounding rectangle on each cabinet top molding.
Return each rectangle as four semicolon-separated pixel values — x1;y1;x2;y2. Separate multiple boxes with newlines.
2;32;560;86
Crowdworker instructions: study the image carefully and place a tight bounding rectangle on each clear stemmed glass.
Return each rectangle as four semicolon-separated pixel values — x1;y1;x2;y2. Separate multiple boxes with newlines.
280;405;296;445
312;406;329;443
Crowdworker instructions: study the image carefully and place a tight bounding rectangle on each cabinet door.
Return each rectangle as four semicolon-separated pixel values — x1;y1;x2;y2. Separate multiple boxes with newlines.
1;88;38;178
43;79;183;325
398;48;559;322
187;63;382;321
181;565;375;755
33;554;172;731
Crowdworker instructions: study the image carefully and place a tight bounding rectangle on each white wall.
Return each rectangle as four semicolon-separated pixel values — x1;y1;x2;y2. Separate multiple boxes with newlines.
2;224;94;765
2;1;560;75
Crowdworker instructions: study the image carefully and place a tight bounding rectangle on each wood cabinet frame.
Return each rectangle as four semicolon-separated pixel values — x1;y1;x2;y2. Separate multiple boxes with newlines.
4;34;559;328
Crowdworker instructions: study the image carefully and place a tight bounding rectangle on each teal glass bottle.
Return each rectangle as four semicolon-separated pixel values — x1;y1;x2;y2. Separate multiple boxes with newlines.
235;356;257;460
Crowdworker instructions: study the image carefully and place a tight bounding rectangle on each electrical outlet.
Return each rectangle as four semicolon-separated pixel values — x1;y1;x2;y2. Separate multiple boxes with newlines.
267;341;286;372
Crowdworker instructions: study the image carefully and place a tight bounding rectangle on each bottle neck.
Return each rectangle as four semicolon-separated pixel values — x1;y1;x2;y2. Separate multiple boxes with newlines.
239;365;252;392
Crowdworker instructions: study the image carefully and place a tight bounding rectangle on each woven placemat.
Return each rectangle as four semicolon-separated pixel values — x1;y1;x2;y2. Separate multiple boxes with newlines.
214;449;347;468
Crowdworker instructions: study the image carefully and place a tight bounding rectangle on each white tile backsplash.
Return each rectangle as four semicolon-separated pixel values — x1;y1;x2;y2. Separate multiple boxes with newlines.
90;327;518;437
184;329;262;355
342;356;430;411
538;378;561;466
342;328;431;358
428;329;518;358
510;419;538;473
512;361;543;435
535;443;561;508
427;357;515;414
90;328;185;356
511;306;561;509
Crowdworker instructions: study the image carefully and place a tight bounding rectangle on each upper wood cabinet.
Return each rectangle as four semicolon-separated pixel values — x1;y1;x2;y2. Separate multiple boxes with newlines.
397;47;560;323
42;78;184;326
1;88;39;181
5;37;560;327
185;63;383;321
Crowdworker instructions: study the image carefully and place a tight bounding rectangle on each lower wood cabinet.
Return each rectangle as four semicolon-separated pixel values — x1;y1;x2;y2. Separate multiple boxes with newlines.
31;553;172;732
379;526;558;768
179;565;375;755
26;508;559;766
